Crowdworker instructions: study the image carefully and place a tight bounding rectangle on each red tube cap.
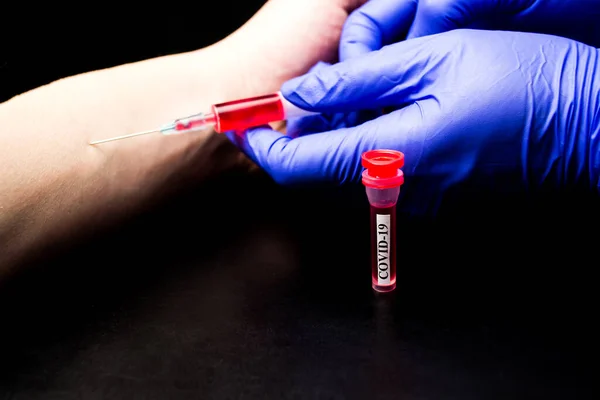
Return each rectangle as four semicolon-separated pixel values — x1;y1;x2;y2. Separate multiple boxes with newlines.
361;149;405;189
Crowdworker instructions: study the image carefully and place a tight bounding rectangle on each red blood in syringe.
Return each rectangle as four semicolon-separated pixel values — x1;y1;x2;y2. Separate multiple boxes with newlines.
370;204;397;292
212;93;285;132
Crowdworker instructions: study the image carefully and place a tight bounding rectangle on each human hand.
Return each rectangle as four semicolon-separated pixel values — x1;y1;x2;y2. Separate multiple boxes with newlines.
340;0;600;61
230;29;600;215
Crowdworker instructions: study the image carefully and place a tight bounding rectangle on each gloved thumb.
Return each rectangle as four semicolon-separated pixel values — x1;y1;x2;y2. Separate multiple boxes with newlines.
282;35;438;114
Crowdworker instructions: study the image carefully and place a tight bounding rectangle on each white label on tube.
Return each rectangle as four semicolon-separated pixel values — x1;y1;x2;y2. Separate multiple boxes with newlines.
376;214;391;285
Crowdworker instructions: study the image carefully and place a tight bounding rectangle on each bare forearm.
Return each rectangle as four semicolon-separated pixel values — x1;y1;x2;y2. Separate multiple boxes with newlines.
0;44;255;274
0;0;365;276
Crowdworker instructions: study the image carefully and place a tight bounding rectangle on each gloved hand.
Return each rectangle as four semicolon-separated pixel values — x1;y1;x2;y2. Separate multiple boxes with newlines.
340;0;600;61
229;30;600;215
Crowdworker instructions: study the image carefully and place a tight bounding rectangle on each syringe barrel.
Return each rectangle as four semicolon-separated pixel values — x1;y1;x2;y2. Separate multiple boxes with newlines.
212;92;317;132
362;150;405;293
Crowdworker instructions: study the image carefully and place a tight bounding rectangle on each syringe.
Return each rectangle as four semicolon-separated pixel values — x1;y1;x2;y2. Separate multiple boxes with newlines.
90;92;318;145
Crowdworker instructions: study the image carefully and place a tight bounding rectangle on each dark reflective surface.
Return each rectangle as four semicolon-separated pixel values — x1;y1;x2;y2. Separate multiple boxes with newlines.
0;173;597;399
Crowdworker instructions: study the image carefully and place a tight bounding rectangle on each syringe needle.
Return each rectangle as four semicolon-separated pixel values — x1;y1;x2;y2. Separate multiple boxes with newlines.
89;129;160;145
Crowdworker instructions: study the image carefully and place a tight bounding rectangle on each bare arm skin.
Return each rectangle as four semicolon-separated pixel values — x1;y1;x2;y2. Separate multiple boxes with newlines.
0;0;366;277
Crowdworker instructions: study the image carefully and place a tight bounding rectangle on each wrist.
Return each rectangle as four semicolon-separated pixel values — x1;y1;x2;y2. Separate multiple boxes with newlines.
217;0;353;96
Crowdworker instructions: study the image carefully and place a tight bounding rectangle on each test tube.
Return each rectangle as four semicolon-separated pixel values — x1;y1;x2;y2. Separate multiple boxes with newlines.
361;150;405;293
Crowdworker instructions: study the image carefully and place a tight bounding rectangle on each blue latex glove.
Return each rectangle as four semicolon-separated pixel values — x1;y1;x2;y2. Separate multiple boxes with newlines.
284;61;381;139
229;30;600;215
340;0;600;61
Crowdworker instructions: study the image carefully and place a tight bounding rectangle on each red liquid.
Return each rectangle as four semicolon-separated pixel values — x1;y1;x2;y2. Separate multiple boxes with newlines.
213;93;285;132
370;205;397;292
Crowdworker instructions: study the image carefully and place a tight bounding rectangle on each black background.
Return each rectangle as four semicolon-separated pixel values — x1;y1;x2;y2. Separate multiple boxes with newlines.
0;1;263;102
1;2;598;398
